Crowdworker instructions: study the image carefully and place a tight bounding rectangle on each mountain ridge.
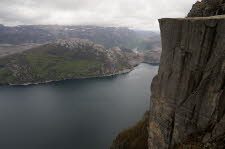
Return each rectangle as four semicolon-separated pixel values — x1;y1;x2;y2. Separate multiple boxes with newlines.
0;38;142;85
0;24;160;51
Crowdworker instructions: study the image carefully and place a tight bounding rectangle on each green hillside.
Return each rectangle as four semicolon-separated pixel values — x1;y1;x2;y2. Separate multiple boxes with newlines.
0;39;133;85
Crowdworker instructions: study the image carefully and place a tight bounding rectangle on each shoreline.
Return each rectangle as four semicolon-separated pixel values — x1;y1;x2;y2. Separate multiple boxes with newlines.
142;62;160;66
2;63;159;87
7;68;133;86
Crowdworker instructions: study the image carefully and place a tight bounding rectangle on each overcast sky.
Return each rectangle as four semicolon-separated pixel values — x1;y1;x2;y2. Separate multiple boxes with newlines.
0;0;197;30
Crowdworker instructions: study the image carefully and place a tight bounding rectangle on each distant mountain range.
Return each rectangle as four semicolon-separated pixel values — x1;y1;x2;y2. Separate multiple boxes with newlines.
0;25;161;51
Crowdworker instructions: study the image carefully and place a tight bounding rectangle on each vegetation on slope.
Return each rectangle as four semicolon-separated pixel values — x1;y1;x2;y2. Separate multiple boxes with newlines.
175;133;225;149
0;38;133;85
110;112;149;149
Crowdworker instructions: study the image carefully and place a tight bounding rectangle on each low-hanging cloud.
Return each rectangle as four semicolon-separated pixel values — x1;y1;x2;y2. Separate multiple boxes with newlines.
0;0;197;30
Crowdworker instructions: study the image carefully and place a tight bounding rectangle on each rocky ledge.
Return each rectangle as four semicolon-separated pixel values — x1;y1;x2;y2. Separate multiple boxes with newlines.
149;15;225;148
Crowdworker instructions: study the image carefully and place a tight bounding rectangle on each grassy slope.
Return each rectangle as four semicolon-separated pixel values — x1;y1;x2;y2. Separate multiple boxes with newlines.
0;69;15;84
24;46;102;79
0;45;123;84
110;112;149;149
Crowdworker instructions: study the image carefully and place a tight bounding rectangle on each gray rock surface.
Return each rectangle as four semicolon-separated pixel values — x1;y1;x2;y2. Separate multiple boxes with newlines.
188;0;225;17
149;16;225;148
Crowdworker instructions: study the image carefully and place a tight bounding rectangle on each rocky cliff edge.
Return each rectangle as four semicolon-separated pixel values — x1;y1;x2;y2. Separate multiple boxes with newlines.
149;15;225;148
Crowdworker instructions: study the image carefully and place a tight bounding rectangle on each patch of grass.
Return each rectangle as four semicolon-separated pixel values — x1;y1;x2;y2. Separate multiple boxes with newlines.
52;60;102;78
20;46;103;81
0;69;16;84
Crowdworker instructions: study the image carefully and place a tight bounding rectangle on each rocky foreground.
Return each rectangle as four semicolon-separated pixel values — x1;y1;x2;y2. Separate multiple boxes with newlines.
0;38;142;85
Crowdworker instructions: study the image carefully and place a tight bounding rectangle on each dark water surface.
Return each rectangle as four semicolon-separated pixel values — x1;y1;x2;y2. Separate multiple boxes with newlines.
0;63;158;149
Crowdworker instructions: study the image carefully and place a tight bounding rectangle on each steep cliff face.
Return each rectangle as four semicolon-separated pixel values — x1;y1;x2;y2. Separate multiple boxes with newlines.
149;16;225;148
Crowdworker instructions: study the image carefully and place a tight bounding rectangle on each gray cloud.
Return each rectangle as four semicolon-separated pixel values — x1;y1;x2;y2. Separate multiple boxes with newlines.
0;0;197;30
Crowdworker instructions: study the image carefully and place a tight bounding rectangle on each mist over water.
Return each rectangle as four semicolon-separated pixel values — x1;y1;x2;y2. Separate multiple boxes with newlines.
0;63;158;149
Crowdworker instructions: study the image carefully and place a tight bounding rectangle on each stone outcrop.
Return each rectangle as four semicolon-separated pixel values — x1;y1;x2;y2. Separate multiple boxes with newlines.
149;16;225;148
188;0;225;17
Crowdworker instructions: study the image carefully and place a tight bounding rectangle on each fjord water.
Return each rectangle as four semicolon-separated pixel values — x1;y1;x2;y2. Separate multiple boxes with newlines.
0;63;158;149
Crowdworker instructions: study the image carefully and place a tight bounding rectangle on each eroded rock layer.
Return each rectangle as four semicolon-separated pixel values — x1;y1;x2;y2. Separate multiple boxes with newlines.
149;16;225;148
